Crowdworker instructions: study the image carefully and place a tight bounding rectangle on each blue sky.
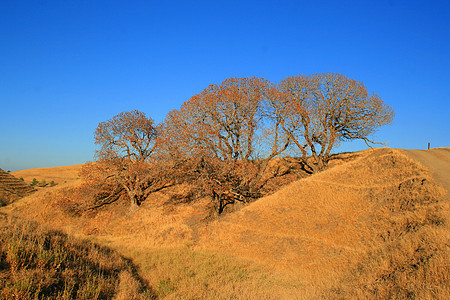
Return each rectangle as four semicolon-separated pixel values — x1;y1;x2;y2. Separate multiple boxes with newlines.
1;0;449;171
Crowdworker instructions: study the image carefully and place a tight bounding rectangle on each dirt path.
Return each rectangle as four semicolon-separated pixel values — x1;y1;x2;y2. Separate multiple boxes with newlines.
400;147;450;194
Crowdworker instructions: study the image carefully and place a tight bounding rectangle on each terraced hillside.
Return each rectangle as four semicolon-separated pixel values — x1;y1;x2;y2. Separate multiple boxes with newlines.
0;168;35;206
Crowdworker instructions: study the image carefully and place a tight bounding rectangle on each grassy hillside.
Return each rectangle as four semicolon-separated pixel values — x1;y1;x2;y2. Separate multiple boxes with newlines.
1;147;448;298
198;148;449;297
0;214;155;299
0;169;36;206
12;164;84;186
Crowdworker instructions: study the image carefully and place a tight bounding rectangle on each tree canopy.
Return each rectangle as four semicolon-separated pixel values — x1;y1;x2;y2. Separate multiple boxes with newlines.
81;73;394;211
81;110;165;208
278;73;394;172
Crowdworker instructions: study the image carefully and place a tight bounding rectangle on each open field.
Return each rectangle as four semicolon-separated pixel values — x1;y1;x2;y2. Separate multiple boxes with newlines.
12;164;84;186
1;147;449;298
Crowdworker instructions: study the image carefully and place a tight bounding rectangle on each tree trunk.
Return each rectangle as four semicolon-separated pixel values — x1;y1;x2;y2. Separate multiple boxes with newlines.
212;191;223;215
304;154;326;174
127;190;140;208
316;155;325;171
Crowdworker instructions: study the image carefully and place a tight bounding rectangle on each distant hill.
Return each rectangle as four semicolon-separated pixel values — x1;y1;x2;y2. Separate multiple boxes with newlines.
12;164;84;185
0;168;35;206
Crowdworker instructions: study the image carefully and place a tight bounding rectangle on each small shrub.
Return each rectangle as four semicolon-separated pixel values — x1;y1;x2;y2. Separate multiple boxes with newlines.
30;178;38;186
157;279;176;296
19;177;24;181
38;180;47;187
50;181;57;187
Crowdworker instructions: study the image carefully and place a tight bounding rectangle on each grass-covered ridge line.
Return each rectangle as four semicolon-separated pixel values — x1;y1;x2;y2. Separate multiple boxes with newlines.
0;215;155;299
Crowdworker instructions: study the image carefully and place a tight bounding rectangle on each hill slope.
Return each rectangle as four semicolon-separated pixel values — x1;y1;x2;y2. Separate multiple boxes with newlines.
0;168;36;206
197;147;449;297
0;215;155;299
401;147;450;192
1;148;448;298
12;164;84;185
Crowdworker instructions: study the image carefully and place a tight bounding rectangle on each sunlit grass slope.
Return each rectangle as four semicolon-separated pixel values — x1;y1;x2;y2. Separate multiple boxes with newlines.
12;164;84;185
0;214;155;299
198;148;449;298
1;147;448;298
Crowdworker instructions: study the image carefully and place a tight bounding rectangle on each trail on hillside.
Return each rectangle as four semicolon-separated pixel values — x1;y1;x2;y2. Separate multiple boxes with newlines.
401;148;450;193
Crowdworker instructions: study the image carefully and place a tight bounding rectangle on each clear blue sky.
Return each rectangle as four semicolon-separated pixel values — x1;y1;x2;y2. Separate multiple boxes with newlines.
1;0;449;171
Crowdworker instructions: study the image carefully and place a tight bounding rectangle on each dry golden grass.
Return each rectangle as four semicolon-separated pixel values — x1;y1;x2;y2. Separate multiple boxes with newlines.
0;215;155;299
1;147;448;298
11;164;84;185
197;148;448;298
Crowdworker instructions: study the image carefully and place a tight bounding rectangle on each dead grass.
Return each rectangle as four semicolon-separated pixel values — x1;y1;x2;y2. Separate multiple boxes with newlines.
1;147;448;298
91;240;303;299
197;148;449;297
0;214;155;299
11;164;84;185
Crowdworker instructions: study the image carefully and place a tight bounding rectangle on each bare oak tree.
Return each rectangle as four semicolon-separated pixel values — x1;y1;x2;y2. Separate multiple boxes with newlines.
79;74;394;213
162;77;291;212
278;72;394;173
81;110;166;208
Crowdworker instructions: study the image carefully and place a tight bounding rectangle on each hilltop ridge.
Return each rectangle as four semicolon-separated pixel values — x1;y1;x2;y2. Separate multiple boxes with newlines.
196;147;448;297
